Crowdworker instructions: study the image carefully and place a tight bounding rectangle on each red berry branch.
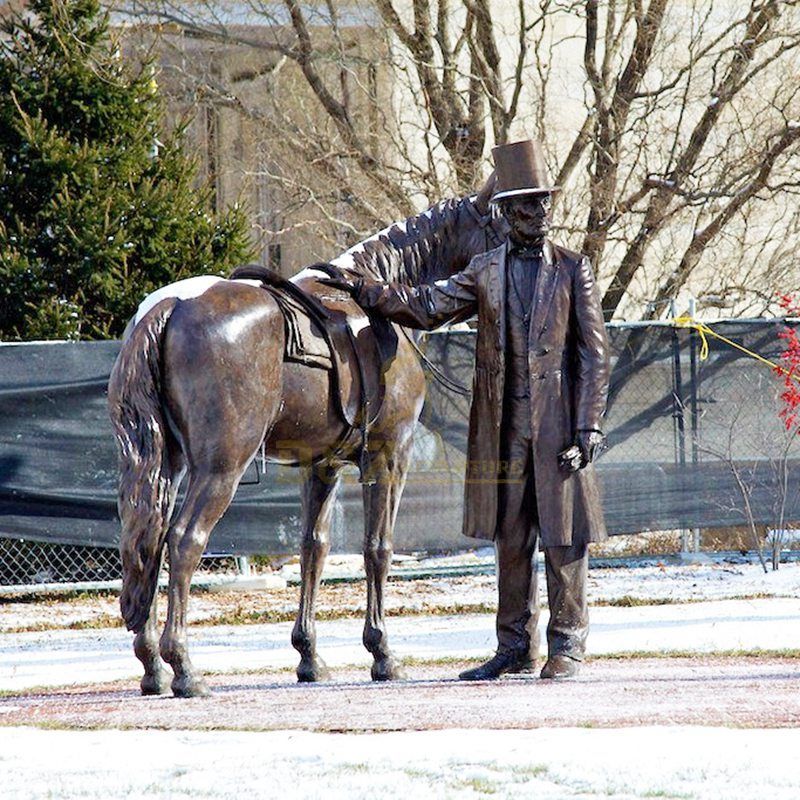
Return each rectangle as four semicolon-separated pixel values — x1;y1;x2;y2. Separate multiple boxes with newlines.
776;294;800;434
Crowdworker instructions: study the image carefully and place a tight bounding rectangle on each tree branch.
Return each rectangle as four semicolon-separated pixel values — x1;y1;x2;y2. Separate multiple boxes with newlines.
602;0;783;317
647;121;800;316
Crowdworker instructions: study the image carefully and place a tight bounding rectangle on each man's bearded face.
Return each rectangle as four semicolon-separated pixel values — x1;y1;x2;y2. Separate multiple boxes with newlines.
501;194;552;244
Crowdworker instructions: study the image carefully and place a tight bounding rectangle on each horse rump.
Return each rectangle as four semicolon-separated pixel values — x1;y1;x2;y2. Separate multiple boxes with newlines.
107;299;178;632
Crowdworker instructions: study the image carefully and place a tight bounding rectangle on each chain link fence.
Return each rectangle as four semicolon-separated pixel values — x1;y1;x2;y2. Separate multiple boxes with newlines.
0;537;244;589
1;318;798;589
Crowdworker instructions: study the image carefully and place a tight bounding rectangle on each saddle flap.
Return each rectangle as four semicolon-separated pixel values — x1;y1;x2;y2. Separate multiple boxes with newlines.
326;306;397;429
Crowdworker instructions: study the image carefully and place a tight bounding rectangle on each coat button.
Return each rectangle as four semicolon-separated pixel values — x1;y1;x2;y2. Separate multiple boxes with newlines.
535;346;550;356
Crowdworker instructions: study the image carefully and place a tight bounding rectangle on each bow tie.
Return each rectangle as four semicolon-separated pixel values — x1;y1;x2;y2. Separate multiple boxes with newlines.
511;246;544;259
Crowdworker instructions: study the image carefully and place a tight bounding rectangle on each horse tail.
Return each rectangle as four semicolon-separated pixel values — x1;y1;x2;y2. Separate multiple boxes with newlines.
108;299;178;633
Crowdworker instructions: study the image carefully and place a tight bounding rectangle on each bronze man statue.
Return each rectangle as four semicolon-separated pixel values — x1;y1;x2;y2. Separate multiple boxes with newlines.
323;140;610;680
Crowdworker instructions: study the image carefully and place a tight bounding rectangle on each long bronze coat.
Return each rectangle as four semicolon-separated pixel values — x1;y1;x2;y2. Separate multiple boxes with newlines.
360;239;610;546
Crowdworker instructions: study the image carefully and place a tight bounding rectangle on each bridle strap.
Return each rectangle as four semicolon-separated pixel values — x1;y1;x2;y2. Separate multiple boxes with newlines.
466;198;503;248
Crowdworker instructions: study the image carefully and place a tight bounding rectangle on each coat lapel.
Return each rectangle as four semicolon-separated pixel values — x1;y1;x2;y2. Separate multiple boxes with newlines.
487;241;508;350
529;239;558;341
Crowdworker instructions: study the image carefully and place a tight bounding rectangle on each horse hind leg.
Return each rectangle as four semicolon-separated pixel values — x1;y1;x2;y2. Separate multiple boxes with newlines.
133;561;169;695
362;437;413;681
134;452;184;696
154;284;285;697
292;461;342;682
159;470;241;698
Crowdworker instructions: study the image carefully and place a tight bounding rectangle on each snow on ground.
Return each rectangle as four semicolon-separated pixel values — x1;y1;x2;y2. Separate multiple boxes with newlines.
3;560;800;798
3;726;800;800
587;559;800;603
2;560;800;692
3;557;799;633
278;550;800;605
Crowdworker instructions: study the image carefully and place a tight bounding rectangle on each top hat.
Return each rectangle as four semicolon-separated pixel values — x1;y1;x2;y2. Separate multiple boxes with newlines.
491;139;559;201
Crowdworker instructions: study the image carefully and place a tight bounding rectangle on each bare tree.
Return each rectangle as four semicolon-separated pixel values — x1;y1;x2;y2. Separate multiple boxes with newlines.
115;0;537;239
112;0;800;310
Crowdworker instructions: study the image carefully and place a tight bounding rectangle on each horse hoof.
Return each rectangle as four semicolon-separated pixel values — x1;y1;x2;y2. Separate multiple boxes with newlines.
371;657;407;682
140;670;171;696
172;675;212;698
297;658;331;683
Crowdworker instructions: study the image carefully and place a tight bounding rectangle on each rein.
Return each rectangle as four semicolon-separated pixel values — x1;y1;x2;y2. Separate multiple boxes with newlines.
400;328;472;397
405;198;496;398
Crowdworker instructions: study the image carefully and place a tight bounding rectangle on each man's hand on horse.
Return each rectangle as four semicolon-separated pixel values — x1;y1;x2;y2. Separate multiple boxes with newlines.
317;266;366;300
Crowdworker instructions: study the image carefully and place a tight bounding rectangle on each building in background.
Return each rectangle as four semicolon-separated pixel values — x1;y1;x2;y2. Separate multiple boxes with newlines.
116;2;389;276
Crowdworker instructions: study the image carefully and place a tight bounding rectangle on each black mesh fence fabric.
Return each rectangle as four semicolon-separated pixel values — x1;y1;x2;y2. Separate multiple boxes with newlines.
1;320;798;556
420;320;800;541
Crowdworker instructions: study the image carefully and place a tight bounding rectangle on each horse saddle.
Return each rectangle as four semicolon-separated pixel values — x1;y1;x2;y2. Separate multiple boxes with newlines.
229;264;398;458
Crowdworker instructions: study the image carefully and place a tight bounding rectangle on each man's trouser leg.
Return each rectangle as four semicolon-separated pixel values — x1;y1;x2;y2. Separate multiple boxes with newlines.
495;428;540;661
543;543;589;660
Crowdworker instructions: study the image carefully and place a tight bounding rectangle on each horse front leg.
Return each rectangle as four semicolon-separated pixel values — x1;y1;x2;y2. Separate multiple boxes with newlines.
292;461;341;682
362;439;412;681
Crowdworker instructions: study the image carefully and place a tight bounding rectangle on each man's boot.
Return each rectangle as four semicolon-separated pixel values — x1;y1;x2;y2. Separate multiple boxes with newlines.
539;653;580;680
458;648;537;681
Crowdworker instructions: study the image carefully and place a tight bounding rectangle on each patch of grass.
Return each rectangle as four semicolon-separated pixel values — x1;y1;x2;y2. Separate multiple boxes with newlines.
0;718;195;732
0;688;28;698
395;655;479;668
192;608;298;626
641;791;693;799
402;767;439;780
451;777;499;795
598;596;680;607
65;614;124;630
6;601;493;634
512;764;549;778
0;588;119;606
2;614;126;634
339;763;370;774
590;648;800;660
204;664;297;677
595;592;785;608
188;602;499;629
3;719;80;732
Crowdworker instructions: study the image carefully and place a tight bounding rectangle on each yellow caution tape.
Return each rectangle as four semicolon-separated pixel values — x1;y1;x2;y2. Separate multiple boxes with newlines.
672;315;800;383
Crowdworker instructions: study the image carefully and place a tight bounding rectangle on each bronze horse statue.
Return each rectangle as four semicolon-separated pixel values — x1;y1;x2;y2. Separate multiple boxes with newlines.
108;176;507;697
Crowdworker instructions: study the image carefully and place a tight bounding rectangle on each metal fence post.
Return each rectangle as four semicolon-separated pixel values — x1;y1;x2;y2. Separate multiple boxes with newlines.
670;300;689;554
236;556;251;577
688;297;701;553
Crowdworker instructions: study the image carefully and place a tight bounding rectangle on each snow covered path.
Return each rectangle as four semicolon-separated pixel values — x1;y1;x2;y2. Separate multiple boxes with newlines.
2;597;799;692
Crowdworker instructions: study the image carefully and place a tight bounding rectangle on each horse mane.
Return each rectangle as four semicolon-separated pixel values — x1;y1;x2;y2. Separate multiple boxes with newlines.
329;197;469;286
